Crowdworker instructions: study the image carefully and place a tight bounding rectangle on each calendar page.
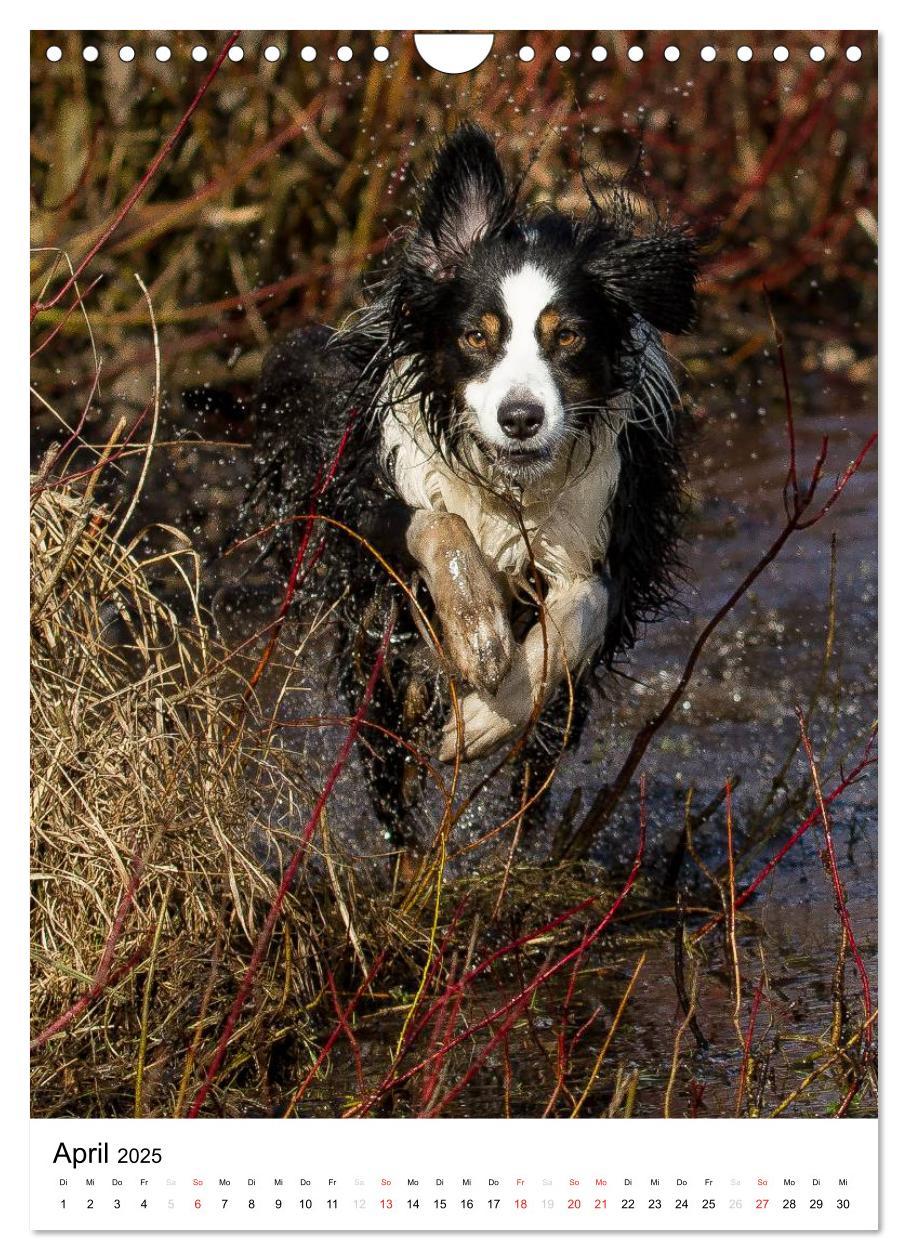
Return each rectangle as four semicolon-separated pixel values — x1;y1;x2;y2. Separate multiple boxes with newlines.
27;18;879;1238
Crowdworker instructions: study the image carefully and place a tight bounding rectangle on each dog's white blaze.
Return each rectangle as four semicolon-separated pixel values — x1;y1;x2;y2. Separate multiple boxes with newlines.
464;264;564;450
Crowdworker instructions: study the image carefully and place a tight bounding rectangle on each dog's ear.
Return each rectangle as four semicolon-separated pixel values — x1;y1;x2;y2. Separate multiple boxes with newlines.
411;124;512;279
588;228;699;334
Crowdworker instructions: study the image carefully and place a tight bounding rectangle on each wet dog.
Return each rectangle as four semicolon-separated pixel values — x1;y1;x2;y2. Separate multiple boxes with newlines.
245;124;698;853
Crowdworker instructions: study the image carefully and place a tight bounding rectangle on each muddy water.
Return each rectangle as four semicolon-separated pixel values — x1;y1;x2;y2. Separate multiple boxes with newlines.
213;383;877;1117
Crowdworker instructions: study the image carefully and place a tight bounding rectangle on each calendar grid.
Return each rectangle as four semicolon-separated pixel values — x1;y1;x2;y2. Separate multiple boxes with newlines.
31;1118;878;1231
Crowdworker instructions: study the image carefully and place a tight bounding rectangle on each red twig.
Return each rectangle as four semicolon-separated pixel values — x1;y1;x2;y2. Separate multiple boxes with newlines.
542;945;588;1117
326;971;365;1097
30;940;152;1050
30;274;105;357
835;1076;862;1118
693;732;877;941
766;298;799;513
36;401;154;497
796;708;875;1053
31;847;148;1050
282;949;389;1116
418;979;467;1113
422;994;532;1118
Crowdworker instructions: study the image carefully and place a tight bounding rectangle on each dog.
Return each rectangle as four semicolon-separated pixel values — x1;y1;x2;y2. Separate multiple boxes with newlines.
244;124;698;855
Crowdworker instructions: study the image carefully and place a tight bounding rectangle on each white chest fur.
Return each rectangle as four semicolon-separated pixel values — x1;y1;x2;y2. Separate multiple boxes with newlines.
381;402;622;594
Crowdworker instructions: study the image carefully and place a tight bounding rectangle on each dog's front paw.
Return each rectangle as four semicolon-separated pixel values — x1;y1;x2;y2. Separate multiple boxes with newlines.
444;598;513;696
439;642;540;763
439;691;518;763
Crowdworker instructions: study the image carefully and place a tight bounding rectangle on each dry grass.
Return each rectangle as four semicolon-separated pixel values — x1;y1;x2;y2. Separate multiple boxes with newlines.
29;451;321;1116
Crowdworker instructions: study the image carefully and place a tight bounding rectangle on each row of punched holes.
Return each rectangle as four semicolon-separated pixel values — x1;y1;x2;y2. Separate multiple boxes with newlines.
44;42;864;65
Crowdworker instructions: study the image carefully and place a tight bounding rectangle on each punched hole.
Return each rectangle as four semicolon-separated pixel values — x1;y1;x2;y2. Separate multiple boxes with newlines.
192;46;208;62
591;45;607;62
337;45;353;62
773;46;790;62
301;46;317;62
555;45;571;62
664;45;680;62
83;46;99;63
46;45;62;62
264;46;281;62
155;46;171;63
846;45;862;61
737;46;753;62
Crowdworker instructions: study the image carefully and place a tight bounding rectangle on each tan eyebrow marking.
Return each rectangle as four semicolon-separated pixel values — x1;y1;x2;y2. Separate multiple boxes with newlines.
537;306;568;352
479;312;502;345
538;308;561;338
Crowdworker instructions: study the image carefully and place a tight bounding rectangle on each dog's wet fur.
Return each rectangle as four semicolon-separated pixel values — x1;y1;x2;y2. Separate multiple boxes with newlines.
243;124;699;860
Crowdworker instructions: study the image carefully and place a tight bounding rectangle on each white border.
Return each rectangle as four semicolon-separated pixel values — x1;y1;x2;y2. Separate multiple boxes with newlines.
5;5;900;1256
5;3;895;29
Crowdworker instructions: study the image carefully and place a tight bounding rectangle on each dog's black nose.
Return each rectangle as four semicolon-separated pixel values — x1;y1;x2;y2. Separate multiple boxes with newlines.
497;397;545;440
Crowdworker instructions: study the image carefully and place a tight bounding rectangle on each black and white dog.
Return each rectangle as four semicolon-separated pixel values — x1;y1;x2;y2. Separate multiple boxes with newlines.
246;124;698;850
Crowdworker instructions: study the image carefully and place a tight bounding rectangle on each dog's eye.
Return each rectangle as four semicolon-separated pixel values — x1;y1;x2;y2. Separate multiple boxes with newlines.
556;327;580;348
462;329;487;351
